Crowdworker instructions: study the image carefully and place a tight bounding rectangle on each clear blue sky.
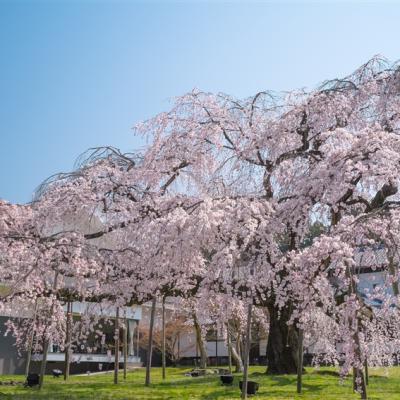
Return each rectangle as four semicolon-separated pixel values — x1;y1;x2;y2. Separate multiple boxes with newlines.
1;1;400;204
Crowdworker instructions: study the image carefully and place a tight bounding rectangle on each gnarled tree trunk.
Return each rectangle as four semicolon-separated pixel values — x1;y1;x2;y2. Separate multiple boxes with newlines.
266;303;300;375
193;313;207;369
231;343;244;372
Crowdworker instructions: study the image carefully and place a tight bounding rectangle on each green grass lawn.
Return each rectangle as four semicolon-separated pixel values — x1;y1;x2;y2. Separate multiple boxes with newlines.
0;366;399;399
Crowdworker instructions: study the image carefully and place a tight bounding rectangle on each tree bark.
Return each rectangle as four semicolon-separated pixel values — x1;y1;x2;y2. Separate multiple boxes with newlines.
353;366;367;399
388;254;399;296
231;345;244;373
352;326;367;399
266;303;299;375
145;298;156;386
226;324;232;373
193;313;207;369
123;318;128;380
296;328;304;393
39;339;49;390
241;302;253;400
64;301;73;381
25;300;38;376
114;307;120;384
234;332;244;373
39;272;59;389
162;299;166;380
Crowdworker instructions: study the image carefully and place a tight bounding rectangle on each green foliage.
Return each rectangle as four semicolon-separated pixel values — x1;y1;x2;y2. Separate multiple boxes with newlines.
0;366;398;399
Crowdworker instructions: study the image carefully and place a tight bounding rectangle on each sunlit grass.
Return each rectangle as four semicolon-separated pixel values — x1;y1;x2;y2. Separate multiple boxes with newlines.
0;366;399;399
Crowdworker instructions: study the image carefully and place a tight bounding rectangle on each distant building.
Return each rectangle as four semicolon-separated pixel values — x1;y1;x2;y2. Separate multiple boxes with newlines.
0;302;142;375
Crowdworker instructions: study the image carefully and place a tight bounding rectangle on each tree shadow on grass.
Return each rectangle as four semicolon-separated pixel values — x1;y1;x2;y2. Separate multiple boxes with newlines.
312;370;340;377
156;375;219;388
268;375;296;386
301;382;328;393
369;374;388;379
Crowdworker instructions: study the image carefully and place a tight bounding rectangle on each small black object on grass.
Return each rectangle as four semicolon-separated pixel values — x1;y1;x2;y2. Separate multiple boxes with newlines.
25;373;39;387
52;369;63;378
220;374;234;385
239;380;259;395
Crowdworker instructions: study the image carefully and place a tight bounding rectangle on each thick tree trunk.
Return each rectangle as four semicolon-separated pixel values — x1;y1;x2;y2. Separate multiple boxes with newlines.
193;313;207;369
266;303;299;375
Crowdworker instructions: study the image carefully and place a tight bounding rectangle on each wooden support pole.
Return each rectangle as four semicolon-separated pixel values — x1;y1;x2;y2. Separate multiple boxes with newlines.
114;306;120;385
123;318;128;380
136;321;140;358
215;327;218;367
296;328;304;394
64;301;73;381
241;302;252;400
227;324;232;374
145;298;156;386
162;299;166;380
177;331;180;365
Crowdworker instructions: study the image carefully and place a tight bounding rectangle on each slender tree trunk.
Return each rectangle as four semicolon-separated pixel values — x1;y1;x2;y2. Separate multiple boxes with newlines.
352;328;367;399
177;331;180;366
346;261;367;400
24;339;33;377
364;359;369;386
162;299;166;380
114;307;120;385
39;339;49;389
145;298;156;386
241;302;253;400
231;343;244;373
266;303;299;374
228;328;243;373
296;328;304;394
227;324;232;374
123;318;128;380
25;300;38;376
136;321;140;359
233;332;244;373
193;313;207;369
64;301;73;381
388;255;399;296
215;328;218;367
39;273;59;389
353;366;367;399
